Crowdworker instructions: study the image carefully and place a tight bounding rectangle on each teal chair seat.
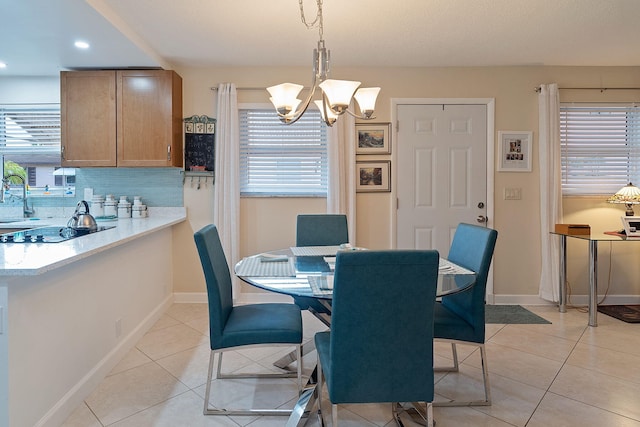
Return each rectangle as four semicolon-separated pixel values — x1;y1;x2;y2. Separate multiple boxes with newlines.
221;303;302;348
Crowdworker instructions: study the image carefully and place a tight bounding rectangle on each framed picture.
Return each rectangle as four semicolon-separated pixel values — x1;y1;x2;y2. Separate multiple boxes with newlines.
497;131;532;172
356;123;391;154
356;161;391;192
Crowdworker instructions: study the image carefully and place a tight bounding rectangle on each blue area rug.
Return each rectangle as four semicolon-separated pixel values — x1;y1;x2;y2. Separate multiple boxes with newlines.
485;305;551;324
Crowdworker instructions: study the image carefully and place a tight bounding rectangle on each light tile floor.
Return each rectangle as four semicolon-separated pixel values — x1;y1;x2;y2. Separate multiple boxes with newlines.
62;303;640;427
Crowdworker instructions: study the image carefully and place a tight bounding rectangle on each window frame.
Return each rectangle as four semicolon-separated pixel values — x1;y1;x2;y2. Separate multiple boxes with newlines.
238;103;328;198
560;102;640;197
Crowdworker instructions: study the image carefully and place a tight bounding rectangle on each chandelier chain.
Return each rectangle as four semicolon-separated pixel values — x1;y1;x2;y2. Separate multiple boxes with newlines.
298;0;323;39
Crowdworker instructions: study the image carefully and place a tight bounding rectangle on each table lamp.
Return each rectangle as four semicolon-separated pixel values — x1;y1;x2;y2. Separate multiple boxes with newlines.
607;182;640;216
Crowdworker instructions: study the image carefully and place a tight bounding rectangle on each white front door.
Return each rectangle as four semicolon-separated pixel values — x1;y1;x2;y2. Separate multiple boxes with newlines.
396;103;488;258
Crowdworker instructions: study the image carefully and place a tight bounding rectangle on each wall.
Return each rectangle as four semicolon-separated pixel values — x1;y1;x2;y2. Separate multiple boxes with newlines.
4;68;640;304
176;65;640;303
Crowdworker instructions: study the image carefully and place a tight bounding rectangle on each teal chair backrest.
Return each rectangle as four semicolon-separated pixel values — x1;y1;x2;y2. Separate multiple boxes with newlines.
194;224;234;349
442;223;498;343
296;214;349;247
328;250;439;403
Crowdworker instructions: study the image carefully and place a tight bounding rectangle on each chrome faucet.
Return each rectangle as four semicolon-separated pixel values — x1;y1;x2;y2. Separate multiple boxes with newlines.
2;174;35;218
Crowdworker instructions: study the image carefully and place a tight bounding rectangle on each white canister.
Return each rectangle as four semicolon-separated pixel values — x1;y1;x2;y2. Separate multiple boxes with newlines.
132;205;146;219
90;195;104;217
117;200;131;218
104;200;118;217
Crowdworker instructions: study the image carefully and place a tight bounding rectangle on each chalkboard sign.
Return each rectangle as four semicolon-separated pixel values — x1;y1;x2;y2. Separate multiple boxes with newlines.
184;115;216;172
185;133;215;171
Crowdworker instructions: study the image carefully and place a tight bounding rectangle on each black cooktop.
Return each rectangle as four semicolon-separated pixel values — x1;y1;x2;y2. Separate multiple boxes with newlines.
0;225;116;243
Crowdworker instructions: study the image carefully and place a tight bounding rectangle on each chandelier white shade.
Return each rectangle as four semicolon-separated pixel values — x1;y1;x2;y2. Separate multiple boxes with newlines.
266;0;380;126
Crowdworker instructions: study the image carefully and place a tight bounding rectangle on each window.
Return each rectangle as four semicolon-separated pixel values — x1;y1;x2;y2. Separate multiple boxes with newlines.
239;108;328;196
0;103;65;188
560;104;640;196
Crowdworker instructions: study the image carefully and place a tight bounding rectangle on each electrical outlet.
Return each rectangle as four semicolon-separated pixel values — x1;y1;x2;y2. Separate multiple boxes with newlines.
504;187;522;200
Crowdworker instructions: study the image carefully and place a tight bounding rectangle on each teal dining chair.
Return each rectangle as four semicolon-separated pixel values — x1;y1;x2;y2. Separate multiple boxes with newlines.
314;250;440;426
296;214;349;247
294;214;349;317
194;224;303;416
434;223;498;406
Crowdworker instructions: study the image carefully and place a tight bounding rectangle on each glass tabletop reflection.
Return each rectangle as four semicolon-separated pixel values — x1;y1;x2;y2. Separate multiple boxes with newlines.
235;249;476;300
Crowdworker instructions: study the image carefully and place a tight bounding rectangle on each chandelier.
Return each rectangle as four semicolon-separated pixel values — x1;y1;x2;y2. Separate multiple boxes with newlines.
267;0;380;126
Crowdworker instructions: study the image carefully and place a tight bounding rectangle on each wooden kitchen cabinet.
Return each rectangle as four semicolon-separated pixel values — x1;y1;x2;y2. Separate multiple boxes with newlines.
61;69;183;167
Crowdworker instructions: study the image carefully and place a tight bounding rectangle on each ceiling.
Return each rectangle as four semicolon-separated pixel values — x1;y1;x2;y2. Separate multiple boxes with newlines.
2;0;640;77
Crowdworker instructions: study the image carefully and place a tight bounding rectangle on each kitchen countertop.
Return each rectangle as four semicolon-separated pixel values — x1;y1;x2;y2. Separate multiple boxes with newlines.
0;207;186;276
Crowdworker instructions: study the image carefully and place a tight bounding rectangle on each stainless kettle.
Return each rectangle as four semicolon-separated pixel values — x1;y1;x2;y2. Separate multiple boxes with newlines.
67;200;98;233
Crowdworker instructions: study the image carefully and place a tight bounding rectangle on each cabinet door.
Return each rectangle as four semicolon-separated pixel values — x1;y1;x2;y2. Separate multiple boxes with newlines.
116;70;183;167
61;71;117;167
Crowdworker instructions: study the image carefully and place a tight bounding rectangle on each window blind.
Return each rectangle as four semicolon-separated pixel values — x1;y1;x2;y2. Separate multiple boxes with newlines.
0;104;61;165
560;104;640;196
239;109;328;196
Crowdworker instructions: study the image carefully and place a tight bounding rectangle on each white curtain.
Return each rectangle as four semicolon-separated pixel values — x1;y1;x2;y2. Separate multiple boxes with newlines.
538;83;563;302
214;83;241;298
326;113;357;245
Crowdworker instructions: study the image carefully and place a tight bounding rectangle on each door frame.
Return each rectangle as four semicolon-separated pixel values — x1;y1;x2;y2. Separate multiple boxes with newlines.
390;98;496;302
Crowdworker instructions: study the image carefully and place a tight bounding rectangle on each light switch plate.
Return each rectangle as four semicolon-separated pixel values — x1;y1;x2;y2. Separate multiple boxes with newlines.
504;187;522;200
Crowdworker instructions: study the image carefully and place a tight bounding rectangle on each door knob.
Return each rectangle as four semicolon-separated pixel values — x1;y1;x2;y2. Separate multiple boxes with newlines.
477;215;487;223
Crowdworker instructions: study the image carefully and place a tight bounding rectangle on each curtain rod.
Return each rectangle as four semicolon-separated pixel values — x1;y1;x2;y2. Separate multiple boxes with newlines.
210;86;264;91
534;86;640;93
210;86;311;91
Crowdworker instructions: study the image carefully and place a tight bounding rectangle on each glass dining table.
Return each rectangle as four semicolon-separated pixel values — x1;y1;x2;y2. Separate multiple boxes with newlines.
234;246;477;427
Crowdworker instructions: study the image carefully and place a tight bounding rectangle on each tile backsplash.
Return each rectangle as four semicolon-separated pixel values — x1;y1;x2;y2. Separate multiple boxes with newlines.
0;168;184;218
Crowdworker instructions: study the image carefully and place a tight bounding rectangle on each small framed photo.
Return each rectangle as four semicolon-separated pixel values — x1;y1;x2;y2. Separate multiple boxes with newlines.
356;161;391;192
497;131;532;172
356;123;391;154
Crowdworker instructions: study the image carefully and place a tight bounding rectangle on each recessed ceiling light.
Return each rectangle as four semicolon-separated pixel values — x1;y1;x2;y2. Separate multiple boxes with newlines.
74;41;90;49
0;62;7;69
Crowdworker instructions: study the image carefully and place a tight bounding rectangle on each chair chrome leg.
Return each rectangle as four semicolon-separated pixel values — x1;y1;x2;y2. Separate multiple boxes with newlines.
331;404;338;427
204;346;303;416
433;342;459;373
392;402;434;427
433;342;491;407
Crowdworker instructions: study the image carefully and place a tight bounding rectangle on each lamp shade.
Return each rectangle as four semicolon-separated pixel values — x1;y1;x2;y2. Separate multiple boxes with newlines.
314;100;338;126
267;83;304;115
318;79;361;114
607;182;640;215
354;87;380;118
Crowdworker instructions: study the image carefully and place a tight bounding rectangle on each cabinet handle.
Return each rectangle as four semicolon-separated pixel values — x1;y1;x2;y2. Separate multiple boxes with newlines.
167;145;171;161
61;146;65;161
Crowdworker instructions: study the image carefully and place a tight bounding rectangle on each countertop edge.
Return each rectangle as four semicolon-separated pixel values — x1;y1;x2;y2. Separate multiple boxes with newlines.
0;208;186;277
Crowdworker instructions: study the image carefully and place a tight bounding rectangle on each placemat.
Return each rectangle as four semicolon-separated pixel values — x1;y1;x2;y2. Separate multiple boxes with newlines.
307;275;334;295
440;258;474;275
290;245;342;256
235;256;296;277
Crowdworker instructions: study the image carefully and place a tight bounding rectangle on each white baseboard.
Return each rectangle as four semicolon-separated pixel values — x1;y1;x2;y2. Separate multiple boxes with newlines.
488;293;640;306
36;295;174;427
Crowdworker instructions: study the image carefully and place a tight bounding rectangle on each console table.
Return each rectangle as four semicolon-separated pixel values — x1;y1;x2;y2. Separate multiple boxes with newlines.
551;230;634;327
